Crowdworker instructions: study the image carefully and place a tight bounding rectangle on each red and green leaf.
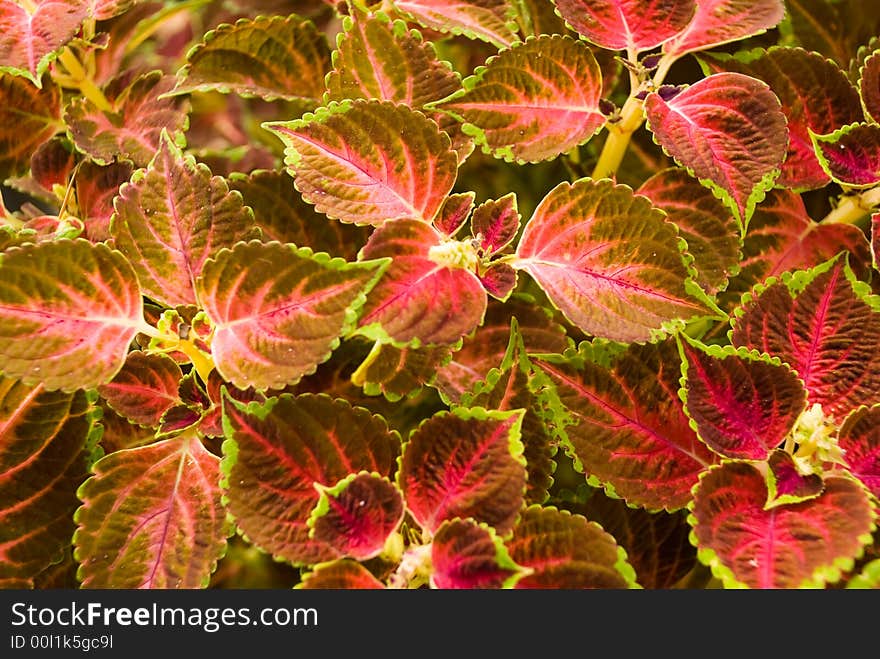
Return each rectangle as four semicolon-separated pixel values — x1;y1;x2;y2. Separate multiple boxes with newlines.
393;0;519;49
689;461;876;589
97;352;182;428
297;559;385;589
74;434;229;588
837;406;880;500
479;262;517;301
505;505;638;588
552;0;696;52
0;0;88;85
220;393;400;566
662;0;785;59
0;239;144;392
266;100;458;227
171;15;330;102
645;72;788;229
433;295;572;404
860;50;880;124
0;380;97;585
766;450;824;507
434;192;476;237
356;218;487;346
325;11;461;109
111;133;257;308
534;339;718;511
702;47;864;191
196;240;387;391
811;122;880;188
398;407;526;534
431;518;522;588
515;178;711;343
309;472;405;561
228;170;370;261
471;193;519;256
679;339;807;461
637;167;741;296
434;35;605;163
350;341;455;402
463;318;556;505
731;257;880;421
724;189;871;308
0;73;61;181
74;161;133;242
65;70;190;167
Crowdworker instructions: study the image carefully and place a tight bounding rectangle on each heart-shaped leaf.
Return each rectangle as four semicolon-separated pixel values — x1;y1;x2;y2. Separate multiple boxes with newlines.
689;461;876;588
356;218;487;346
308;472;404;561
434;35;605;163
637;167;741;296
535;339;718;511
65;70;190;167
265;99;458;227
228;170;370;261
463;319;556;505
297;559;385;589
679;339;807;461
731;257;880;421
662;0;785;58
645;72;788;229
171;15;330;102
860;50;880;124
702;48;863;191
111;134;257;308
0;239;144;392
723;190;871;308
0;73;61;180
580;495;696;589
811;122;880;188
838;406;880;499
326;10;462;109
393;0;519;49
221;393;401;566
506;505;638;588
75;434;229;588
0;0;88;85
552;0;696;52
196;240;387;391
515;178;710;343
399;407;526;535
431;518;522;589
97;352;182;428
479;263;518;301
0;380;97;585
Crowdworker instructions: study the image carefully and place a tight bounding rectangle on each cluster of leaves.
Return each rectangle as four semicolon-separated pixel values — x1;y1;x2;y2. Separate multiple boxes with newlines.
2;0;880;590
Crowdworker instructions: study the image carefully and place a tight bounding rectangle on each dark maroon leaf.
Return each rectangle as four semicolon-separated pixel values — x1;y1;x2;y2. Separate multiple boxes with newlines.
766;450;824;506
838;406;880;500
97;352;182;428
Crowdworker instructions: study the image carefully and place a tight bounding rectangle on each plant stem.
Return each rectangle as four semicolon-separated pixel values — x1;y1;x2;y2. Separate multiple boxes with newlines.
821;186;880;226
591;53;677;180
56;47;114;113
176;339;216;383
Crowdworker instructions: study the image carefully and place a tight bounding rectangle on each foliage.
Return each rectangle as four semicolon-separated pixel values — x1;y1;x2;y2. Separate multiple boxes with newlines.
1;0;879;590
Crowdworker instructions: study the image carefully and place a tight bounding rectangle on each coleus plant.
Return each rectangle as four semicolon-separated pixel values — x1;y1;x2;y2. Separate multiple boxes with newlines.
1;0;880;590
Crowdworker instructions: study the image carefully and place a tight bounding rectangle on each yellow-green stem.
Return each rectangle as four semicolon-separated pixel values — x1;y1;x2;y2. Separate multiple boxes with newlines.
822;186;880;225
176;339;215;384
591;94;646;179
56;48;114;113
